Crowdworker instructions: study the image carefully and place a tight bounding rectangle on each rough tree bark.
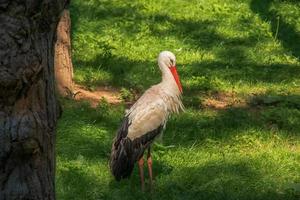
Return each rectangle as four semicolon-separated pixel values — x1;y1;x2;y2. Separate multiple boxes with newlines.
0;0;68;199
54;9;74;97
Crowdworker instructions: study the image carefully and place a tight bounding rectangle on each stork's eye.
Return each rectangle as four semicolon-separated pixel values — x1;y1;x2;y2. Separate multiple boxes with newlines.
170;58;174;65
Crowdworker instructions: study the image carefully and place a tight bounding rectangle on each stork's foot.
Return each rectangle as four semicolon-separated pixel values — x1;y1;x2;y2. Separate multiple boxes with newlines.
138;158;145;192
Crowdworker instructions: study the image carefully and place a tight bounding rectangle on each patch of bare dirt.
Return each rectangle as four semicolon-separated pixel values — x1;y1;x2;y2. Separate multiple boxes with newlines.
202;92;246;110
73;84;121;107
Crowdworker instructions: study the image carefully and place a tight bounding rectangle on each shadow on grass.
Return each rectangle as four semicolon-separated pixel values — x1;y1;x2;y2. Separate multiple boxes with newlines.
57;165;106;200
157;161;257;199
106;160;174;198
106;160;262;199
182;61;300;84
69;1;144;37
57;145;299;200
56;96;299;199
71;1;292;91
70;1;300;92
71;1;260;50
166;93;300;146
56;100;120;161
57;90;300;158
57;92;300;161
74;53;300;97
250;0;300;59
154;159;298;200
75;54;159;91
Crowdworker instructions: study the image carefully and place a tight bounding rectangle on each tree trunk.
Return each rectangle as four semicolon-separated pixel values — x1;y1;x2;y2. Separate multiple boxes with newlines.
0;0;67;199
54;9;74;97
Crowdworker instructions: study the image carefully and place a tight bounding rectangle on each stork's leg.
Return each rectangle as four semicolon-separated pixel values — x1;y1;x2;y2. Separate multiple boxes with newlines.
138;157;145;191
147;147;153;191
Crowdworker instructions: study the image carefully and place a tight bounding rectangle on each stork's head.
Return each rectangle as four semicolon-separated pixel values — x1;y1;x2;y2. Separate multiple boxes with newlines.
158;51;176;68
158;51;183;93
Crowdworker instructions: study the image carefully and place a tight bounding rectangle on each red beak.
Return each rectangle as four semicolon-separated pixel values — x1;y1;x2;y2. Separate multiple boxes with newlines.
169;66;183;93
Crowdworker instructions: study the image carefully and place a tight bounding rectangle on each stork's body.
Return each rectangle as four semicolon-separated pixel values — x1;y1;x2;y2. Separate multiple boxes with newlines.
110;51;183;191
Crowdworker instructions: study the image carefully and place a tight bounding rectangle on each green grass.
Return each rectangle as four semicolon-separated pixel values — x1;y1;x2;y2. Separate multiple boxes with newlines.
56;0;300;199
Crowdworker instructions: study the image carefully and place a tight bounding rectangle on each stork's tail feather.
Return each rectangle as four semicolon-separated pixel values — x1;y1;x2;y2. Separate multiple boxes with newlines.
110;138;135;181
110;117;138;181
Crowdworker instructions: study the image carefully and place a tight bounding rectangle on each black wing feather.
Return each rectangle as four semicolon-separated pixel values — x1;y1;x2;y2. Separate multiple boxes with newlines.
110;117;163;181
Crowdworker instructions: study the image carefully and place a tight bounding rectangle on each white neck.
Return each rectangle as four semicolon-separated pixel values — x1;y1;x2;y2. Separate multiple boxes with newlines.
158;61;181;95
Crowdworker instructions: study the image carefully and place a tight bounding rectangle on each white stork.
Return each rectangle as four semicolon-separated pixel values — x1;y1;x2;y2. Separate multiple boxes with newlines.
110;51;184;191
